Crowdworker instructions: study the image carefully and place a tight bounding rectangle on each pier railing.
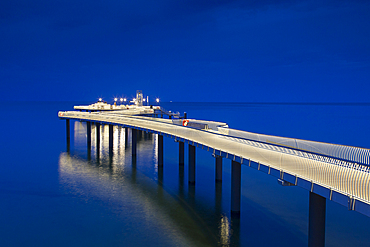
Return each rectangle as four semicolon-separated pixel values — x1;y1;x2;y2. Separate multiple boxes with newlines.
59;110;370;173
219;127;370;167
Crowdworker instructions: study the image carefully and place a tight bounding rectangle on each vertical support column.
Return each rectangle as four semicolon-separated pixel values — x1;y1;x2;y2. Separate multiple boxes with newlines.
308;192;326;247
66;119;70;148
188;144;196;185
179;141;184;166
96;123;100;161
96;123;100;149
132;128;137;157
87;121;91;160
109;124;113;155
215;155;222;182
158;134;163;166
87;121;92;148
231;160;241;216
124;127;129;148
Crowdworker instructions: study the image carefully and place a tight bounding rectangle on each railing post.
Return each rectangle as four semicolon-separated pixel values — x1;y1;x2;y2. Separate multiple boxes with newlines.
158;134;163;166
188;144;196;184
216;155;222;182
179;141;184;166
308;192;326;247
231;160;241;216
132;128;137;157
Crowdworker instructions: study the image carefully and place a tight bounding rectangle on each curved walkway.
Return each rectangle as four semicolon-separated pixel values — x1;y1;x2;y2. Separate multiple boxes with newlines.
59;111;370;217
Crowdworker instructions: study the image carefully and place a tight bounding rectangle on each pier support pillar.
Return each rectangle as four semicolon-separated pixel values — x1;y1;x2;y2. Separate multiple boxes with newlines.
179;141;184;166
231;161;241;216
125;127;129;148
96;123;100;160
188;144;196;185
132;128;137;157
87;122;91;160
109;124;114;155
66;119;70;148
158;134;163;166
308;192;326;247
87;122;92;149
215;155;222;182
96;123;100;149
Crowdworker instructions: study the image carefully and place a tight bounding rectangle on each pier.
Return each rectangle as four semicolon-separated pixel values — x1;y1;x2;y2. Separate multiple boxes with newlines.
59;97;370;247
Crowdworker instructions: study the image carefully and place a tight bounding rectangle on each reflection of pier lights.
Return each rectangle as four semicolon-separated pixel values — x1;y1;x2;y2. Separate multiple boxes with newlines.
154;134;158;170
58;152;212;244
67;119;243;218
220;215;231;246
114;126;119;155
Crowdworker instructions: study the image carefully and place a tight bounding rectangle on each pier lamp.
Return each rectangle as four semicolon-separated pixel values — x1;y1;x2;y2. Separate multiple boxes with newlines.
120;98;123;104
124;98;127;102
99;98;102;102
156;98;160;103
114;98;117;102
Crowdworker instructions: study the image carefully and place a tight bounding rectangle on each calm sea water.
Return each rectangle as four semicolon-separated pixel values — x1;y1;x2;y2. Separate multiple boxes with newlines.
1;101;370;247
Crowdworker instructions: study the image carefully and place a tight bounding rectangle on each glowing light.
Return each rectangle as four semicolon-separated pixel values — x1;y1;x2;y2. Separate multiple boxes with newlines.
99;98;102;102
143;99;146;102
114;98;117;102
120;98;123;102
156;98;160;103
220;215;230;245
124;98;127;102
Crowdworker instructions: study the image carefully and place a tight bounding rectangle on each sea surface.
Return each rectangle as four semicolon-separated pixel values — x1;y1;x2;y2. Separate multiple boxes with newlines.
1;101;370;247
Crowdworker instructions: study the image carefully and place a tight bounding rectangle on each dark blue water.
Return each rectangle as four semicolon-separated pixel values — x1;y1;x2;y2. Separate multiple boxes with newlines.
1;101;370;246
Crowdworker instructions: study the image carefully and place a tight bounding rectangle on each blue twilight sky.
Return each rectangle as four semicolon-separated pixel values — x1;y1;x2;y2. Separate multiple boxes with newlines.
0;0;369;102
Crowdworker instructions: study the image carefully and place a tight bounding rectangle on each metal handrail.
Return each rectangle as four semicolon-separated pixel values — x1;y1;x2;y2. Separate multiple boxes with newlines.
220;127;370;167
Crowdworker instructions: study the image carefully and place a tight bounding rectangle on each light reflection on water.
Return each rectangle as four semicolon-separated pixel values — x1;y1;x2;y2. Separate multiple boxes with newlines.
219;214;231;246
61;122;233;246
